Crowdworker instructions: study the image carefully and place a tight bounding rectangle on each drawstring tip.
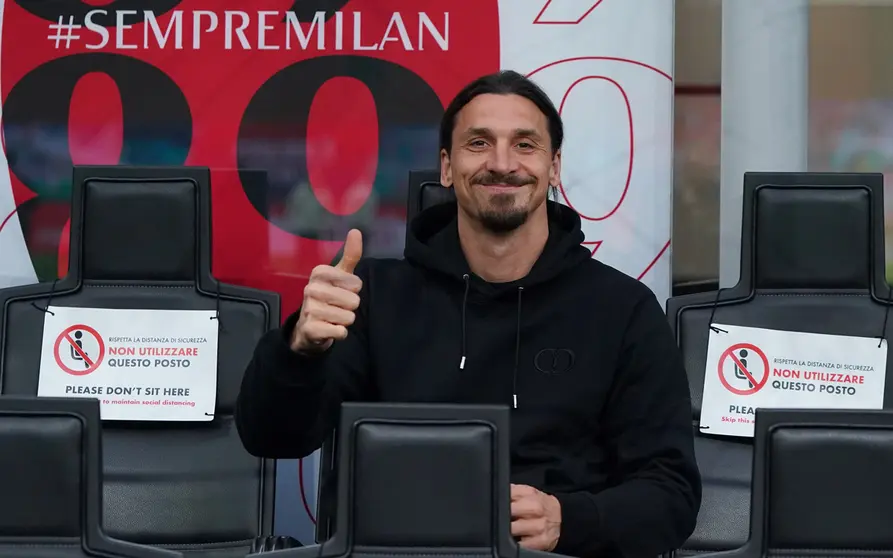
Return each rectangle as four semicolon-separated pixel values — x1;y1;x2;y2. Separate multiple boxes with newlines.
512;393;518;409
459;356;466;370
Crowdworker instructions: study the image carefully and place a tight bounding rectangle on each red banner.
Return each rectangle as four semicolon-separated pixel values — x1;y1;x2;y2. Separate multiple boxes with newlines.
1;0;498;317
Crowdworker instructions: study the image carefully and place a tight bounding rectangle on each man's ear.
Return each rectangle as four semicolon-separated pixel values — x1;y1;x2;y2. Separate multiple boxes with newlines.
440;148;452;187
549;149;561;189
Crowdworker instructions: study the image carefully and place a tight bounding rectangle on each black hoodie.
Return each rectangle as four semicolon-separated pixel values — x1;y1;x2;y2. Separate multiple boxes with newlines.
236;201;701;558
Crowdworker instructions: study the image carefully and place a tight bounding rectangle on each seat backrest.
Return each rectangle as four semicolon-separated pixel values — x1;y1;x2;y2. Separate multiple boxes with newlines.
406;169;455;225
0;396;182;558
665;172;890;554
733;408;893;556
272;402;567;558
0;165;280;557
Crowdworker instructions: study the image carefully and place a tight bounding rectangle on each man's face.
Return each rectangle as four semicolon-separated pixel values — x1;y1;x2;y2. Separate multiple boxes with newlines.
441;93;560;234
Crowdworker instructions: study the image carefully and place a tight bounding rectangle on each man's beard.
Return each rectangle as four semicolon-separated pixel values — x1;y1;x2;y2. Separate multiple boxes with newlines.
471;171;536;234
478;195;530;234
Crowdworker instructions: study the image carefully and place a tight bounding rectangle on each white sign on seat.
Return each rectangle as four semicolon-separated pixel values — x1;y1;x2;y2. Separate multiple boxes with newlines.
37;306;219;421
701;323;887;437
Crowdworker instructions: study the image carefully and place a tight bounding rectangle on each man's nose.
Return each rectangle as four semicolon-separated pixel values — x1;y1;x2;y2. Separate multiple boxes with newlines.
486;142;520;174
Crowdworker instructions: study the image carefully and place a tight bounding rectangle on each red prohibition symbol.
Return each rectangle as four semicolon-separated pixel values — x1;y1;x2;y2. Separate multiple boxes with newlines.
718;342;769;396
53;324;105;376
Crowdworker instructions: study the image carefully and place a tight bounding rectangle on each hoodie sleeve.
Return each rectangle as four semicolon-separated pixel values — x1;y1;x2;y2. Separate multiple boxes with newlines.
235;260;375;459
553;289;701;558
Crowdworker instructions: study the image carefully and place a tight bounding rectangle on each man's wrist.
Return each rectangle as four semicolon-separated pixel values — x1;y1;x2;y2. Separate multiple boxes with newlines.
545;493;562;551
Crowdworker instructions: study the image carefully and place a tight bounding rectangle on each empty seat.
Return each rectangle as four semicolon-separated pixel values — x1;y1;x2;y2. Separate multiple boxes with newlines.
698;408;893;558
665;172;893;555
0;165;280;557
265;402;568;558
0;396;182;558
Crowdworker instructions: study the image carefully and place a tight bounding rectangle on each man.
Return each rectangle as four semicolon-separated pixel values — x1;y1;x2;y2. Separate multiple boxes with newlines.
236;70;701;558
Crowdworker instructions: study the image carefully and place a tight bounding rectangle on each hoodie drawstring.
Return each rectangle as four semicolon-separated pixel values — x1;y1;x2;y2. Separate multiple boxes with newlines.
459;274;470;370
457;275;524;410
512;287;524;409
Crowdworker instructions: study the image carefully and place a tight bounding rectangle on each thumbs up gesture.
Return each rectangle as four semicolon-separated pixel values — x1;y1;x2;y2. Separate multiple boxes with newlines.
291;229;364;353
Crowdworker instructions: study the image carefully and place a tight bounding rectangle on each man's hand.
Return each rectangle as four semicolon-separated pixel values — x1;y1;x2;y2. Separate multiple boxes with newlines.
510;484;561;551
291;229;363;354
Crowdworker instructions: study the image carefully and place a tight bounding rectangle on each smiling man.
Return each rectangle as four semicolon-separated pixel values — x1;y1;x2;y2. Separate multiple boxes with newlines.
236;70;701;558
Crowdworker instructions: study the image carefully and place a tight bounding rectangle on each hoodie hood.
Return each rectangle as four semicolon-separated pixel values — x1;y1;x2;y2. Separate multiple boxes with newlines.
404;200;592;292
404;200;594;407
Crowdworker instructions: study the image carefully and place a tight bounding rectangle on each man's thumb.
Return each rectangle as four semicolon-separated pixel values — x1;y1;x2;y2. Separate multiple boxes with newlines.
336;229;363;273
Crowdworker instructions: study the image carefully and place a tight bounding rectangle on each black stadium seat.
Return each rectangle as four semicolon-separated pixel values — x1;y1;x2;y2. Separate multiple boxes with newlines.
262;403;568;558
699;408;893;558
0;166;280;557
406;170;454;226
0;396;181;558
665;172;892;555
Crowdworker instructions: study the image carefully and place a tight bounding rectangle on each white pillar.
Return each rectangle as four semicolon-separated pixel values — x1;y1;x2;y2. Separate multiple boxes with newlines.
719;0;810;287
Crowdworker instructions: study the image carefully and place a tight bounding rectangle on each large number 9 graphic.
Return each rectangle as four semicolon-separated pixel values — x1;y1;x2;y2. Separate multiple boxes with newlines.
3;53;192;279
238;55;443;239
